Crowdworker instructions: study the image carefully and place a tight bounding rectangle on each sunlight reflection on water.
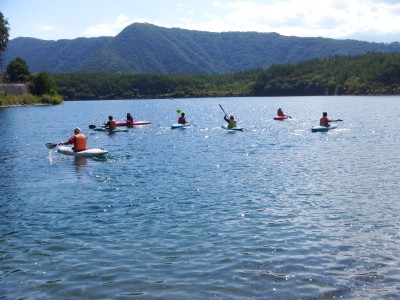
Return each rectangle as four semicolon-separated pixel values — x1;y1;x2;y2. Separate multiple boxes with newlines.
1;96;399;299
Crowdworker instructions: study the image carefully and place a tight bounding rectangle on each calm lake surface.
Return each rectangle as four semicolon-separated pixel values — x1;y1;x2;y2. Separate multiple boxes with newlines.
1;96;399;299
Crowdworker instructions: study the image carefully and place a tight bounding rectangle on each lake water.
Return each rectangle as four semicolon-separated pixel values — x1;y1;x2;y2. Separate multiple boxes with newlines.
1;96;399;299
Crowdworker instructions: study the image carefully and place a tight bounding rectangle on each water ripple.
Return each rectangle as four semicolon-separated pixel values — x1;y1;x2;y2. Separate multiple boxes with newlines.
1;97;400;299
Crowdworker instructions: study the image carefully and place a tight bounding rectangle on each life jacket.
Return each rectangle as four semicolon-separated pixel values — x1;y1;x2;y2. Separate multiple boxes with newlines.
277;110;284;116
178;117;186;124
109;119;117;130
74;134;87;152
320;117;329;127
229;119;237;128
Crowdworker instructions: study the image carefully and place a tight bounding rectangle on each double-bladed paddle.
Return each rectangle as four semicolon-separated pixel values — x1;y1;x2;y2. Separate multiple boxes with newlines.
45;143;59;149
219;104;228;117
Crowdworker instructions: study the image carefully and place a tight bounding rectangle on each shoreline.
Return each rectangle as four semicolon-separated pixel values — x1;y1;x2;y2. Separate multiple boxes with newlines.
0;103;54;108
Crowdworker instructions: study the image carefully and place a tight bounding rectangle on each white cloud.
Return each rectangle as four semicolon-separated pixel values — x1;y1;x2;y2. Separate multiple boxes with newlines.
80;0;400;43
172;0;400;42
38;24;54;32
83;14;136;37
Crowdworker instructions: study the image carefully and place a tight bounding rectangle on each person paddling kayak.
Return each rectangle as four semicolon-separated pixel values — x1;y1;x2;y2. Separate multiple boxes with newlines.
178;112;188;124
60;127;88;152
277;108;286;117
320;112;342;127
224;114;237;129
126;113;134;125
104;115;117;130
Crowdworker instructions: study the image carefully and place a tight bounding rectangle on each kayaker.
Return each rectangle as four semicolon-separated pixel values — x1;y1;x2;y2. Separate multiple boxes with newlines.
178;112;187;124
277;108;286;117
320;112;341;127
60;127;88;152
224;114;237;128
126;113;134;125
104;115;117;130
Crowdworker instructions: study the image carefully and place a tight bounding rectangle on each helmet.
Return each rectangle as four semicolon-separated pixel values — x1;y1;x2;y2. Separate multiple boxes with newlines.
229;115;234;119
74;127;81;133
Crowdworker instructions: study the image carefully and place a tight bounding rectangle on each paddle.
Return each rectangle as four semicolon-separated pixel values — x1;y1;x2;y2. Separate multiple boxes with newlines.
219;104;228;116
89;125;97;129
46;143;59;149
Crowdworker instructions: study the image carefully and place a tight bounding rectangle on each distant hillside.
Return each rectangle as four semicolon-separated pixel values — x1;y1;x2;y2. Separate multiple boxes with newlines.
53;52;400;100
5;23;400;74
5;36;113;73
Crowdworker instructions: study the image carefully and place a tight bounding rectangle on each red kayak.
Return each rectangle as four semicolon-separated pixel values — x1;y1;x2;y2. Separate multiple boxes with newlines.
273;115;289;120
116;121;152;126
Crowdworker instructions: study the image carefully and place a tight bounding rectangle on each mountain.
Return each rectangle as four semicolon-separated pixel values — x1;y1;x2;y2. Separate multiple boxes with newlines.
5;36;113;73
5;23;400;74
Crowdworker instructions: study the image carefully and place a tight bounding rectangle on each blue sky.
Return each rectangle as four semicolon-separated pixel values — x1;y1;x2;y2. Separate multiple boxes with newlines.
2;0;400;43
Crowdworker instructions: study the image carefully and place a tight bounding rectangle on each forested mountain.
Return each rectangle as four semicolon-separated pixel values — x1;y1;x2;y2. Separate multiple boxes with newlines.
53;52;400;100
5;36;113;73
5;23;400;74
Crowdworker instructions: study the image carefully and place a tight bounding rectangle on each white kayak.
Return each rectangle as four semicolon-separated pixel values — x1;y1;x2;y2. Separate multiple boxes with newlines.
171;123;191;129
57;146;108;157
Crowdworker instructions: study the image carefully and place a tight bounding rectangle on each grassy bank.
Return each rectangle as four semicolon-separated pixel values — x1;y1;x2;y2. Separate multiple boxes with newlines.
0;93;63;107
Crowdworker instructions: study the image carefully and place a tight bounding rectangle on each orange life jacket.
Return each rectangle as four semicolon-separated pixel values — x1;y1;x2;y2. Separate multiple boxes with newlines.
74;133;87;152
109;120;117;130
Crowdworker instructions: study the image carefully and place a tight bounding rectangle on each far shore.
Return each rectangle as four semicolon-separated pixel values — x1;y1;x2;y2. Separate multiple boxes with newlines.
0;103;56;108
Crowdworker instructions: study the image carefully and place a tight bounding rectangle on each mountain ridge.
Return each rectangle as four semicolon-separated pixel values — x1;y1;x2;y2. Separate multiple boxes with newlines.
5;23;400;74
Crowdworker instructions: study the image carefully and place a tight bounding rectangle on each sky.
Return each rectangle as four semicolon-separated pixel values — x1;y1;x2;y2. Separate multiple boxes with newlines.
2;0;400;43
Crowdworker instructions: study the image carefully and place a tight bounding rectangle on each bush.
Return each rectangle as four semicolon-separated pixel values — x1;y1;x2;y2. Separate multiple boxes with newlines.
0;92;63;106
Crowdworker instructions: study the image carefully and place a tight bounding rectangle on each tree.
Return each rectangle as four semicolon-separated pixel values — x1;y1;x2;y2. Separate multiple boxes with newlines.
0;12;10;81
31;71;57;96
6;57;31;82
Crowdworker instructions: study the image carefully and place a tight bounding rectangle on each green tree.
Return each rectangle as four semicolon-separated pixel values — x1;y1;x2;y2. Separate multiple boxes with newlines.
0;11;10;81
6;57;30;82
31;72;57;96
0;12;9;52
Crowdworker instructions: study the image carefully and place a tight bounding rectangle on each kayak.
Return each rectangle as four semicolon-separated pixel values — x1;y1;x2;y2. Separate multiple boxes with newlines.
311;123;338;132
221;124;244;131
171;123;191;129
273;115;289;120
116;121;151;126
94;127;128;132
58;146;108;157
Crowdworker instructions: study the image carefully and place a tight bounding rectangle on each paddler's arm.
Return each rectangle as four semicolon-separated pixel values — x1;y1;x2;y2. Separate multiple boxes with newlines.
60;136;75;145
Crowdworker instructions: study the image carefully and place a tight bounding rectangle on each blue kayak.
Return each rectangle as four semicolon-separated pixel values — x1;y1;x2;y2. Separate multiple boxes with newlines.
311;123;338;132
171;123;191;129
221;124;244;131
